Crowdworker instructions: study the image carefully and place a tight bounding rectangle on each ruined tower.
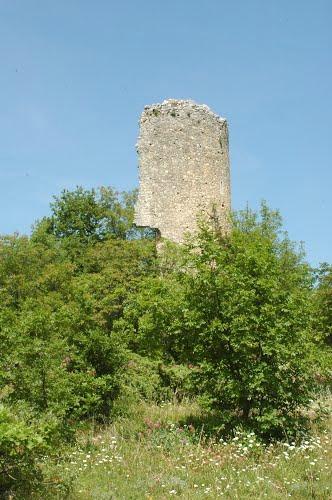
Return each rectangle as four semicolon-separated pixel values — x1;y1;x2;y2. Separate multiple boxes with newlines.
134;99;231;243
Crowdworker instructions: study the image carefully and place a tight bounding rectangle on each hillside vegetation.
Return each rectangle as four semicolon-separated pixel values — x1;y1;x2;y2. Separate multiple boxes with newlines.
0;187;331;499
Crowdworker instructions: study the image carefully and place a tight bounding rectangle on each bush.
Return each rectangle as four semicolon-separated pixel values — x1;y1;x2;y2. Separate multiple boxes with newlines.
158;363;194;401
0;404;46;497
0;307;129;423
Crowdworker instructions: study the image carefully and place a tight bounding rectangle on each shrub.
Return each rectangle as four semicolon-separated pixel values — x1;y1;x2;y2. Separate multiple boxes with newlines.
0;404;46;497
158;363;194;401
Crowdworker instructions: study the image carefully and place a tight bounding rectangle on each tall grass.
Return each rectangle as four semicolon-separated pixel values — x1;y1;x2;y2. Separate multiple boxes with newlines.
37;399;332;499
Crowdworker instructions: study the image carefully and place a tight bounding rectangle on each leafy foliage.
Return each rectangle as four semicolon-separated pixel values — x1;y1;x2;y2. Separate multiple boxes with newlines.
33;186;156;245
123;203;326;437
0;187;158;496
0;404;46;497
0;186;330;496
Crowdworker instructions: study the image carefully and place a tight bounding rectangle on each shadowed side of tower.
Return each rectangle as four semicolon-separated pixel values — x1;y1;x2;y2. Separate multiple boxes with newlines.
134;99;231;243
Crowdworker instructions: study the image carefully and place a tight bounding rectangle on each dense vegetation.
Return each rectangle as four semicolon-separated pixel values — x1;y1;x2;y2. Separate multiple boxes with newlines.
0;187;331;498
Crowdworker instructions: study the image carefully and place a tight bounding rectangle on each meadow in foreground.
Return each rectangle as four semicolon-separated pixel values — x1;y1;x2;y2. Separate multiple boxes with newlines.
40;399;332;499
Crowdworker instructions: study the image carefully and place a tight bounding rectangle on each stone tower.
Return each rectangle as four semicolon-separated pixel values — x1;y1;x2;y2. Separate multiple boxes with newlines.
134;99;231;243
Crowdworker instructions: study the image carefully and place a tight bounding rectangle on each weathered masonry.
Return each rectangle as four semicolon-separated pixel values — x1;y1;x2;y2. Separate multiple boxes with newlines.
134;99;231;243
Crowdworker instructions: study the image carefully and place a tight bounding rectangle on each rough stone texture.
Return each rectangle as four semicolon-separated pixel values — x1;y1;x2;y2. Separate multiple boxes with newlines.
134;99;231;243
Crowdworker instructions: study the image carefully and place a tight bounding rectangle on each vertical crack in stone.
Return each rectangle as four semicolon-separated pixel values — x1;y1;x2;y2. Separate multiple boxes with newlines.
134;99;231;243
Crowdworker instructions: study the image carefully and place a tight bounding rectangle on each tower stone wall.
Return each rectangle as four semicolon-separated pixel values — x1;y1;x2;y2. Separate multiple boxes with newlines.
134;99;231;243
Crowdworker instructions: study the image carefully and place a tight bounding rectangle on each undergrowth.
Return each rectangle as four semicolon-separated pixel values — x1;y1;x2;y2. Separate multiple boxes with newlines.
29;398;332;499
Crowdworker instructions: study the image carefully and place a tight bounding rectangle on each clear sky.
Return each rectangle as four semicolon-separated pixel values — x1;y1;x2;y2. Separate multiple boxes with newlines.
0;0;331;265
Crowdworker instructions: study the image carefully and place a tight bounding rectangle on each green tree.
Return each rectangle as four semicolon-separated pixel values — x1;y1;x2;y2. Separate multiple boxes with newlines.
32;186;157;244
0;188;157;426
122;204;323;438
0;186;160;495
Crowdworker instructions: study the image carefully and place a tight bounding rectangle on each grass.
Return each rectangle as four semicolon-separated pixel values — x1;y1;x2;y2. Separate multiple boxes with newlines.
36;399;332;499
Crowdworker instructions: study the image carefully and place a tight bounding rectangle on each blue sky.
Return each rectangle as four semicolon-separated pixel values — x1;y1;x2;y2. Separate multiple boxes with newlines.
0;0;331;265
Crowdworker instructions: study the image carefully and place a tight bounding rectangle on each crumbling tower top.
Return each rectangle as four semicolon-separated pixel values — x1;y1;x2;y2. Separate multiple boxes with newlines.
134;99;231;243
